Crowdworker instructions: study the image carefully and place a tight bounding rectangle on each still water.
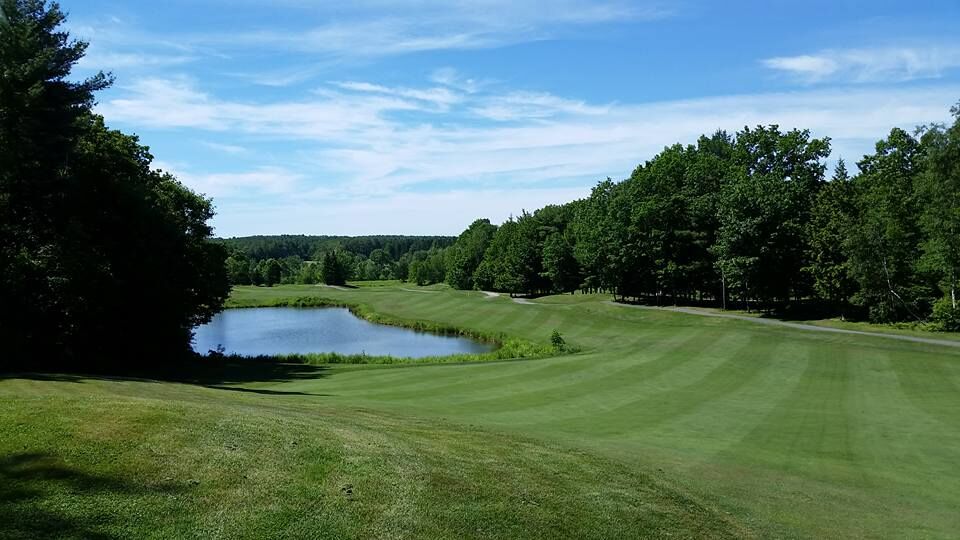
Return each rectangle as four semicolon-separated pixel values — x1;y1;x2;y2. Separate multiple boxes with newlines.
193;307;493;358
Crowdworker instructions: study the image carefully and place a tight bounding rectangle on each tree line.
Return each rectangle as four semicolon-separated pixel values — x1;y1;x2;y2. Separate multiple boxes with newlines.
428;112;960;330
222;235;454;286
219;234;453;262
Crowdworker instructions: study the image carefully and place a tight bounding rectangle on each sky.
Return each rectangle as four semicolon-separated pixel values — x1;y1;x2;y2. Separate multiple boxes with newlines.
61;0;960;237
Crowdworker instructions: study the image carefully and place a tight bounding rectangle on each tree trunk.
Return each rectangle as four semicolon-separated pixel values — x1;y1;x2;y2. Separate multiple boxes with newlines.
721;273;727;311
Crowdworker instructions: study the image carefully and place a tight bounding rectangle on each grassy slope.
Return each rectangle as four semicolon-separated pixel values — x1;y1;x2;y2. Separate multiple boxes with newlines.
3;284;960;538
1;377;732;540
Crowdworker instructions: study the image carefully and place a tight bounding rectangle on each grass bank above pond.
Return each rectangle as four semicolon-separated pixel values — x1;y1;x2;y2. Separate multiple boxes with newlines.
220;287;566;365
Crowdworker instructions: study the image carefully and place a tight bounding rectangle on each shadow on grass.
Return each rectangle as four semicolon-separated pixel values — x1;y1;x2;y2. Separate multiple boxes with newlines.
203;384;327;396
0;452;183;539
0;357;331;396
614;296;856;322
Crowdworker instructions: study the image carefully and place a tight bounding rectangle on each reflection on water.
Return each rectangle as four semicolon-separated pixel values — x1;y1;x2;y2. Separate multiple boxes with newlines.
193;307;493;358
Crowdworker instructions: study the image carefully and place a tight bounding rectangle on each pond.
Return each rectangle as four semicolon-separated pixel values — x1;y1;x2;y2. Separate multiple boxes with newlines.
192;307;494;358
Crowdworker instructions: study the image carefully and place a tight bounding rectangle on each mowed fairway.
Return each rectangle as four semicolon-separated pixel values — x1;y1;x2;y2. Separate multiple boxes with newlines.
3;284;960;538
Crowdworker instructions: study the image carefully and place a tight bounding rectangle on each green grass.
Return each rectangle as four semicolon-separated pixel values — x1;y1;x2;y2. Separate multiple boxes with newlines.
794;317;960;341
3;283;960;538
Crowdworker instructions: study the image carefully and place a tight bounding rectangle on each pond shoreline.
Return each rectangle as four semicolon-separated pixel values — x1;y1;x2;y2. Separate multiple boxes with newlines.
208;295;565;366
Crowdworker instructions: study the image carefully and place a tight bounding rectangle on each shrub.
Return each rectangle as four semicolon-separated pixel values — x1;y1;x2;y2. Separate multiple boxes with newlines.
931;297;960;332
550;329;566;351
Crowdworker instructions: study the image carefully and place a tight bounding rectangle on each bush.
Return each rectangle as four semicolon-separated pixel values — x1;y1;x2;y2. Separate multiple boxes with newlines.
550;329;566;351
931;297;960;331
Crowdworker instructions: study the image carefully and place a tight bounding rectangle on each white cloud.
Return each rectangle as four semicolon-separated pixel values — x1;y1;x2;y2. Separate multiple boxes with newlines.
200;141;248;154
102;76;959;234
213;187;594;236
471;91;611;121
100;78;425;138
183;1;667;59
430;67;490;93
763;45;960;83
331;81;463;108
762;55;839;81
154;162;303;198
76;50;196;71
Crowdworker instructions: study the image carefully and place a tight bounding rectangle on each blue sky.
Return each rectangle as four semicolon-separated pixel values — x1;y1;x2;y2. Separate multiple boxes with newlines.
62;0;960;237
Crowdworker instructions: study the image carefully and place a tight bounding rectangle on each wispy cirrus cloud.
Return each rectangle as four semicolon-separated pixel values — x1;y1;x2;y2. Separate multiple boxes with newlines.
200;141;248;155
73;0;666;75
471;91;611;121
200;0;669;57
331;81;463;109
101;77;423;137
102;75;959;200
76;50;196;71
763;45;960;84
153;161;303;198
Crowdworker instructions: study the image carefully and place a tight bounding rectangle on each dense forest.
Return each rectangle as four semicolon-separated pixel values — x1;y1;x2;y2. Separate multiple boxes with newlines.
1;1;229;369
403;117;960;329
220;235;454;286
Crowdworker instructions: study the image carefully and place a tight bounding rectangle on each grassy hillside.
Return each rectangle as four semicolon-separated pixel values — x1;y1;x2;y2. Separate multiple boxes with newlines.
4;284;960;538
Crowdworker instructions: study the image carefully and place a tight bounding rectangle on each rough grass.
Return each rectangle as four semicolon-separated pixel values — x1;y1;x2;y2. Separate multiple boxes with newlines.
0;375;740;539
3;283;960;538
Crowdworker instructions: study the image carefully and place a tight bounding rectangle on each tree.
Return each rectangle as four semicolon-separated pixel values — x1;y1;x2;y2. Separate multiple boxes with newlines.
409;248;446;286
714;126;829;309
298;261;319;285
474;219;520;292
571;181;611;293
280;255;303;284
261;258;282;287
1;1;228;369
225;253;252;285
321;251;346;286
476;212;546;295
917;105;960;327
847;128;934;322
805;160;857;317
542;232;580;293
446;218;497;290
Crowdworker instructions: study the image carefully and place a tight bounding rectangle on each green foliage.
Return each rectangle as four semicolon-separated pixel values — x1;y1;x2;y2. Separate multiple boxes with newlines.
571;179;620;292
550;329;566;351
260;258;282;287
0;1;228;369
445;218;497;289
931;296;960;331
225;253;252;285
846;128;934;322
219;234;454;261
321;251;348;285
458;110;957;326
715;126;830;308
542;232;580;293
408;247;446;285
804;160;857;315
473;210;559;295
218;235;455;286
916;104;960;314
